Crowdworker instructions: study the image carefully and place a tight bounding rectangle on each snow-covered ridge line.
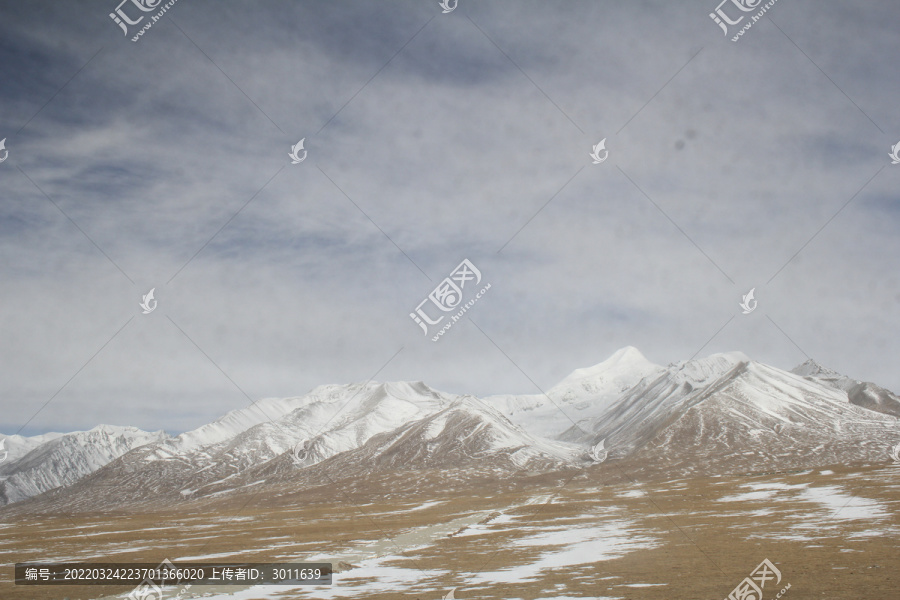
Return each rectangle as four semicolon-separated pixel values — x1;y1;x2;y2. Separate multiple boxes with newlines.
0;425;168;506
2;348;897;509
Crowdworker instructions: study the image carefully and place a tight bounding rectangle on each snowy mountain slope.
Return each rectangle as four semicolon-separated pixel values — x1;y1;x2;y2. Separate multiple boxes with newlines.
21;381;459;509
486;347;666;438
580;358;899;477
166;394;316;453
195;395;587;498
0;425;167;506
559;352;750;451
792;359;900;417
0;348;660;509
3;348;898;512
846;381;900;418
176;381;458;498
298;395;584;474
282;381;455;469
791;359;858;392
0;395;317;508
0;431;64;466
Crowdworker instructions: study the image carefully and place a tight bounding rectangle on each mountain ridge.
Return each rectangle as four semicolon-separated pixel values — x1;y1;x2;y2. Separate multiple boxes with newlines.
1;348;898;512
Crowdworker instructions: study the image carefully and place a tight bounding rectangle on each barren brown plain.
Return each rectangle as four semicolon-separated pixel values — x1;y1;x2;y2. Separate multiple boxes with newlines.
1;464;897;600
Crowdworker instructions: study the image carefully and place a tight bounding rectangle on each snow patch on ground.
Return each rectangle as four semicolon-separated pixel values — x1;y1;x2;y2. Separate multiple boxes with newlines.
470;518;659;585
452;511;519;538
800;485;889;521
718;490;780;503
406;500;446;512
617;489;646;498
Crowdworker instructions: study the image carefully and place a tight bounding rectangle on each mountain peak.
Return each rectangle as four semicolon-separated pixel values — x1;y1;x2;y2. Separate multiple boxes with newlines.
557;346;659;387
790;359;861;394
88;424;156;435
691;350;750;365
609;345;648;362
6;346;899;511
791;358;841;378
665;351;749;384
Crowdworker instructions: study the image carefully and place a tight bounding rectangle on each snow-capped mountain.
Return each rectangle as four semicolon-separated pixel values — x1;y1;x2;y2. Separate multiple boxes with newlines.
0;396;321;506
2;348;898;512
486;346;666;438
0;425;168;506
27;381;460;510
292;394;583;476
559;351;752;449
791;359;859;392
846;381;900;418
277;381;456;470
571;354;899;477
169;394;314;454
192;395;587;499
0;431;64;466
792;359;900;417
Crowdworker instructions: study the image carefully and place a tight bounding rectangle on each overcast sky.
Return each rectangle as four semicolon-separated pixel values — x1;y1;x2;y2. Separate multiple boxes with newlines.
1;0;898;436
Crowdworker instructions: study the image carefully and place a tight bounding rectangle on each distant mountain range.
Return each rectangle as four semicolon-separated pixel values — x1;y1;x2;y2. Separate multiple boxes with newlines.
2;348;898;512
0;425;166;505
